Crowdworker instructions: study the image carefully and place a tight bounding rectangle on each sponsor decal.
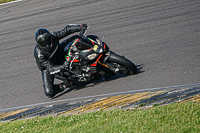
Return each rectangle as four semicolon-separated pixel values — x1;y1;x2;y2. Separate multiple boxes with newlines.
50;70;60;75
93;45;98;51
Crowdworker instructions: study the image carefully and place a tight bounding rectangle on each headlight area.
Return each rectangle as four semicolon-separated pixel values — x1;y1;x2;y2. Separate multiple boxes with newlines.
86;53;99;60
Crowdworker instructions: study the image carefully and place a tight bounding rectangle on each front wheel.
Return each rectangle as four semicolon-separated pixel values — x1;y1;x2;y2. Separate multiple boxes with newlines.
107;52;137;75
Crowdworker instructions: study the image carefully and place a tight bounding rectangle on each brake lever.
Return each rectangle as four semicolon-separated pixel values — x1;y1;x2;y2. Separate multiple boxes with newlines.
83;25;90;36
79;30;85;37
79;25;91;37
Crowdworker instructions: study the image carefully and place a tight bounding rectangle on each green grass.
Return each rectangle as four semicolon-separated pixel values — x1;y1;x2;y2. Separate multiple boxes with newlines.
0;102;199;133
0;0;15;4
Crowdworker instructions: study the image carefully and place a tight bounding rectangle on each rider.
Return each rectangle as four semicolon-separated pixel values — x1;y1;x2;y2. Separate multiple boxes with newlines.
34;24;87;98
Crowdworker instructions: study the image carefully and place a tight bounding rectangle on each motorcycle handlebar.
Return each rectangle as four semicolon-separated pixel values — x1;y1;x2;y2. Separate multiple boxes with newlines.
79;25;91;37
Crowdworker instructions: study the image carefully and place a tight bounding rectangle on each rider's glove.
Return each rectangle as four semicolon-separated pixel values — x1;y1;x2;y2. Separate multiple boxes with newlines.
81;24;87;30
80;24;87;36
62;61;70;70
60;61;70;74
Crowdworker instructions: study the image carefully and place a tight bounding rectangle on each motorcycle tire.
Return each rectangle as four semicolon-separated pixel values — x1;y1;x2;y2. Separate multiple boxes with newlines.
108;52;137;75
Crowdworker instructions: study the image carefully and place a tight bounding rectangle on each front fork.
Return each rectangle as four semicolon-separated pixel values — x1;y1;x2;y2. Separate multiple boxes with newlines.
98;51;119;73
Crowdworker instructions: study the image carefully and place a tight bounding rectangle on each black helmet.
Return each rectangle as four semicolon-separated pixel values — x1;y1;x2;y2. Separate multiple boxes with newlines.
35;28;52;49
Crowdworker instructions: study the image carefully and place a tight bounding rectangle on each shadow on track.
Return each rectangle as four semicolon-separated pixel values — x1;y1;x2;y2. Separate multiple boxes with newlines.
52;64;144;99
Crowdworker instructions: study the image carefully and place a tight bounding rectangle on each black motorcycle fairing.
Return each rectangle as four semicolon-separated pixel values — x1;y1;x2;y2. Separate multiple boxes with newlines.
86;35;109;52
103;50;112;62
76;36;94;50
86;35;100;42
62;35;95;58
59;35;80;52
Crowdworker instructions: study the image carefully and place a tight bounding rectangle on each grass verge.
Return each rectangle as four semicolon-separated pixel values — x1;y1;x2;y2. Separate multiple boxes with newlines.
0;102;199;133
0;0;15;4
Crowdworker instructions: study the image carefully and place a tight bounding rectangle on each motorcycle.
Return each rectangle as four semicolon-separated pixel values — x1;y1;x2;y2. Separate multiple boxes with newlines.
54;26;137;87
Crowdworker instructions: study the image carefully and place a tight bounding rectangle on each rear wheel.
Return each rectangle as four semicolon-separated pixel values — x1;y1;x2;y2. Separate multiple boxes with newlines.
108;52;137;75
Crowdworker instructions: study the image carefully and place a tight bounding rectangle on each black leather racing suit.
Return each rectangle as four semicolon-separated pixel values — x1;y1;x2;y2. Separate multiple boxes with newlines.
34;25;83;98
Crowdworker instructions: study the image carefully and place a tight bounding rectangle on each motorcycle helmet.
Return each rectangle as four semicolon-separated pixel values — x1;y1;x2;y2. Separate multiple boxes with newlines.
35;28;52;49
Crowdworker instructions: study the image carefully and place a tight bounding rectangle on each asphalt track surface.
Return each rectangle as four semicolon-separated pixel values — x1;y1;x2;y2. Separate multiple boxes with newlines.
0;0;200;110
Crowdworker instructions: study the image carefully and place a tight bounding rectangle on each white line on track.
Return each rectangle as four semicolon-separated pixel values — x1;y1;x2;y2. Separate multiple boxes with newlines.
0;83;200;112
0;0;23;6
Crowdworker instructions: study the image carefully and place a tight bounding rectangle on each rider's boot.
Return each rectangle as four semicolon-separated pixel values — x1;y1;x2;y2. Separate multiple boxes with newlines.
50;82;69;98
49;85;65;98
58;81;70;91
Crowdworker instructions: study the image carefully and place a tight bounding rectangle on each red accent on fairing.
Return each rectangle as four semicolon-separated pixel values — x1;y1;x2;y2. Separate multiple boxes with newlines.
66;57;80;62
90;63;97;67
83;48;93;52
90;54;103;67
96;54;103;61
91;40;95;45
72;59;80;62
88;39;95;45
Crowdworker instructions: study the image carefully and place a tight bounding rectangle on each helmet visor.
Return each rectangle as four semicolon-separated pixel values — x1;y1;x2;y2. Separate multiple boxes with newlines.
38;39;52;49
